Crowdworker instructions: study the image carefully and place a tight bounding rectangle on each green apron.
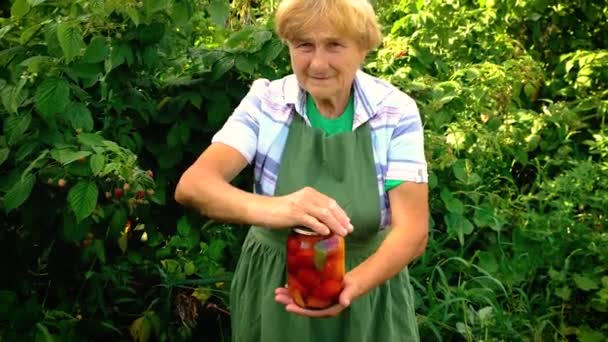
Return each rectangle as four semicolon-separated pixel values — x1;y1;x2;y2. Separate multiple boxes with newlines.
229;113;419;341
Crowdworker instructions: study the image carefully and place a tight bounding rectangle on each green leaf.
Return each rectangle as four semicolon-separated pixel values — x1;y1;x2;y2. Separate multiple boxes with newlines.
177;216;190;237
28;0;47;6
15;141;39;161
110;208;127;239
20;23;42;44
109;44;133;70
554;286;571;301
186;93;202;109
65;102;94;131
473;204;502;231
477;251;498;273
577;327;606;342
4;113;32;145
207;94;231;127
262;39;285;64
0;25;14;40
78;133;105;147
207;239;226;260
50;149;92;165
126;7;140;26
184;261;195;275
145;0;167;19
440;188;464;214
35;323;54;342
452;159;466;182
0;148;9;166
4;174;35;213
235;55;255;74
142;47;159;67
167;123;181;148
34;78;70;119
23;149;49;176
44;23;63;57
67;63;102;83
68;180;98;222
11;0;31;17
211;56;234;81
57;22;86;63
171;0;193;24
207;0;230;27
83;36;109;63
1;83;28;114
251;30;272;47
573;274;599;291
20;56;54;73
94;239;106;264
89;154;105;175
445;213;474;246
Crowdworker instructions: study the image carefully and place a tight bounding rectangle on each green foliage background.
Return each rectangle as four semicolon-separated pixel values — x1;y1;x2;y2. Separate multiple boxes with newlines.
0;0;607;341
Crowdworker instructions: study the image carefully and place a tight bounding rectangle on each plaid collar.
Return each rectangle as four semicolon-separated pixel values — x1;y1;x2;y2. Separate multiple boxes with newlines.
283;70;387;128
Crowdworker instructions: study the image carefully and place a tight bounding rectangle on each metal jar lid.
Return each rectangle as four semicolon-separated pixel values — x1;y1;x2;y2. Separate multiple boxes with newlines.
293;227;319;236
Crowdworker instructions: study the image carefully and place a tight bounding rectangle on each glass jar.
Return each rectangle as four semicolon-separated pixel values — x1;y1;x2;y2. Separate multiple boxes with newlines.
286;227;345;310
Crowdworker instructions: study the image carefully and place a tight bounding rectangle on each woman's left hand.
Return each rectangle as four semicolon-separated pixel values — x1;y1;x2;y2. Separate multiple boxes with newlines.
274;273;362;318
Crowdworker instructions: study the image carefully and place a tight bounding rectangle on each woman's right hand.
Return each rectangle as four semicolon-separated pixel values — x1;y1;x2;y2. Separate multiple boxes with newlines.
266;187;353;236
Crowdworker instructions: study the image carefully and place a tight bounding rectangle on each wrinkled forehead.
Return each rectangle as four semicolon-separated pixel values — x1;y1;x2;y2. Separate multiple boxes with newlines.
287;20;355;44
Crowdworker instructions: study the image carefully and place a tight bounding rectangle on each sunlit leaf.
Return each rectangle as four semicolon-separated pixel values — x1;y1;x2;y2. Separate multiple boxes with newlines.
573;274;599;291
129;316;151;342
11;0;30;17
192;287;211;303
57;22;86;63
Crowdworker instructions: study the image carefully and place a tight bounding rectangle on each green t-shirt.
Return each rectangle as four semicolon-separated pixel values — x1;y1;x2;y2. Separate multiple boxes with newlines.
305;93;403;192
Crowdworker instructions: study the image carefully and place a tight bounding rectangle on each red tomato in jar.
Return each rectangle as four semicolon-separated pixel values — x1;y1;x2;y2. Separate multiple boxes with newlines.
287;255;299;274
313;279;342;301
287;238;300;255
296;268;321;289
320;258;343;280
296;249;315;269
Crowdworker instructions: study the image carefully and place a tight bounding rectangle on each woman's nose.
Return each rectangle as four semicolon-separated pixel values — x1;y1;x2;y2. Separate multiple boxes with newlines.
309;50;329;71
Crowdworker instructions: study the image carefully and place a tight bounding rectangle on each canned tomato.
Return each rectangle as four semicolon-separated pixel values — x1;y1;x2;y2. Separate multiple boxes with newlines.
286;227;345;309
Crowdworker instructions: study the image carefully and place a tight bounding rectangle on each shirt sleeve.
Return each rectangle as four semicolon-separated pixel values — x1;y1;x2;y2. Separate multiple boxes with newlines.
385;96;428;184
211;79;269;164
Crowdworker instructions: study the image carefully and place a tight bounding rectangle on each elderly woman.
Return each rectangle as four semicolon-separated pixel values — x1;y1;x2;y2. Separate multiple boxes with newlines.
175;0;429;340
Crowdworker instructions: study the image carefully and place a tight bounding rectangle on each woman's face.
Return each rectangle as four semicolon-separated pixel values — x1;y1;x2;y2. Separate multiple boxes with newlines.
288;25;367;101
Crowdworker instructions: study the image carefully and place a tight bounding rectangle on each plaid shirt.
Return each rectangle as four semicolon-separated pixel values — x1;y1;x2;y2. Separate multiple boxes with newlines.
212;70;428;228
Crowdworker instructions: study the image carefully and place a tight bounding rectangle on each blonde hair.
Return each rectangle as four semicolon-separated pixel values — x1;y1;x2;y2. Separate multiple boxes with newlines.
274;0;383;51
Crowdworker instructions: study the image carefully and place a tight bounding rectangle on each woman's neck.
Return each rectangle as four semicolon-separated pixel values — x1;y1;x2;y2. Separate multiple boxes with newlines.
311;89;351;118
